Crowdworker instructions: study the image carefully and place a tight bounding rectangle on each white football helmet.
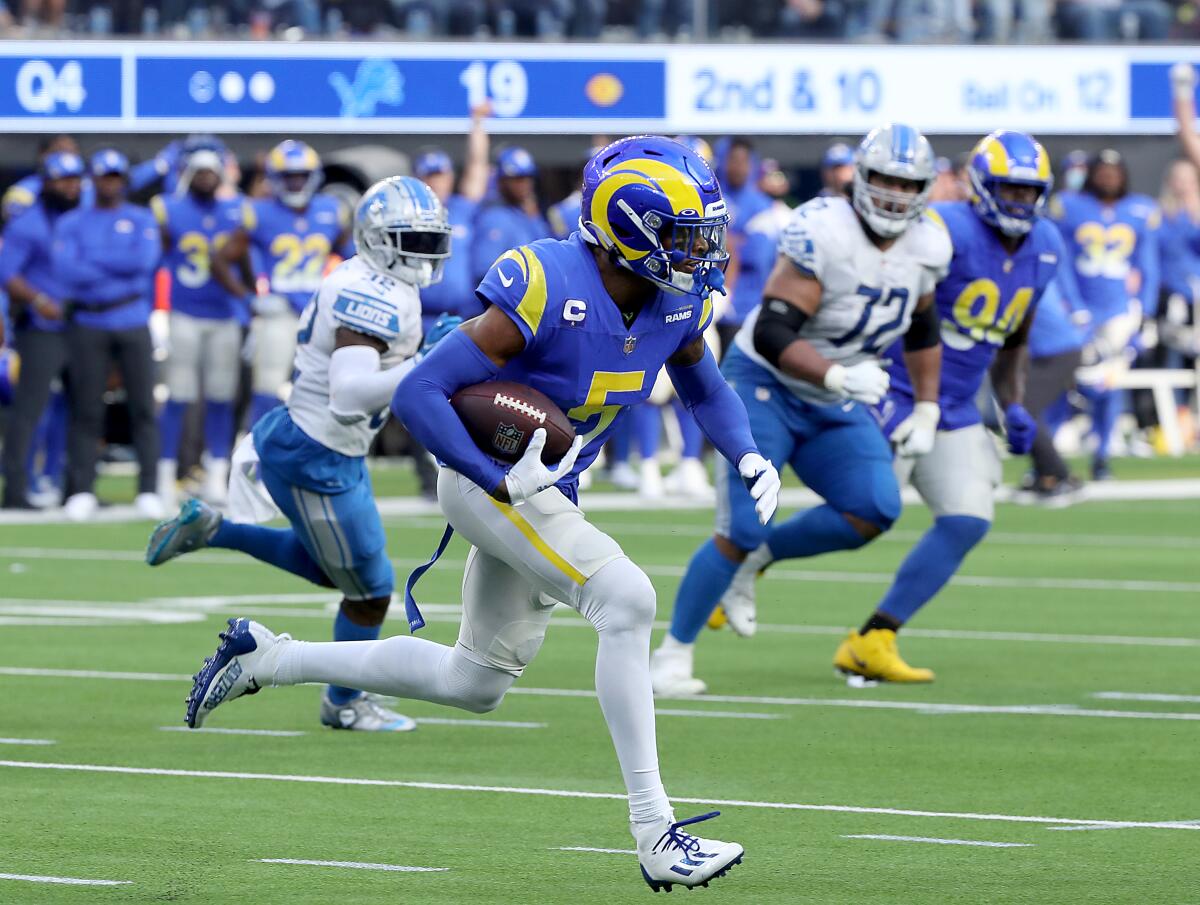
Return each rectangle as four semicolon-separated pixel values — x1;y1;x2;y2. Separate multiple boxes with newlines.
852;123;936;239
353;176;452;288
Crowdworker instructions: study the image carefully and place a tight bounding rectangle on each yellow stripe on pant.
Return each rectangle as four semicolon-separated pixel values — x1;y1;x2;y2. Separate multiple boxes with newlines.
487;497;587;586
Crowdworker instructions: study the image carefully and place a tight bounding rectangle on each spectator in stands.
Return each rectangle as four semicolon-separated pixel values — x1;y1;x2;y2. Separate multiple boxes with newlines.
636;0;693;37
1057;0;1170;40
52;150;162;521
491;0;600;36
0;151;83;510
18;0;65;30
893;0;970;40
777;0;844;36
817;142;855;198
470;146;551;285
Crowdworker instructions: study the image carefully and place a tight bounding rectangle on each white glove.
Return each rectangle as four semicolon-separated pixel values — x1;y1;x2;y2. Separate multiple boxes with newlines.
503;428;584;507
890;401;941;457
251;293;291;318
1171;62;1196;101
737;452;781;525
824;361;890;405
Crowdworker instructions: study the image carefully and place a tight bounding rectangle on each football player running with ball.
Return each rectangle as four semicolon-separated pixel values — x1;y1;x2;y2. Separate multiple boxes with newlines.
652;124;951;695
178;136;780;892
148;177;455;732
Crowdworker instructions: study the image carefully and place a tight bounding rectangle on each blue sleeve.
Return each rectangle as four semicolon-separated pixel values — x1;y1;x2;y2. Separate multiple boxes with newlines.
1046;227;1085;315
474;244;550;349
1136;214;1161;316
0;220;35;285
667;346;758;467
128;157;168;193
471;207;514;284
52;216;108;291
392;328;507;493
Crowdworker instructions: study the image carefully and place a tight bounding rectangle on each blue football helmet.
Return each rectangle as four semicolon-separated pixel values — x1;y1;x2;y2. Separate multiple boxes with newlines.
580;135;729;298
852;123;936;239
266;140;322;209
354;176;451;288
968;130;1053;238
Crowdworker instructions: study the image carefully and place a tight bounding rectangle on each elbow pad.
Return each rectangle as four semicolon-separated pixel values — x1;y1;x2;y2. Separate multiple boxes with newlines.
904;303;940;351
753;297;809;367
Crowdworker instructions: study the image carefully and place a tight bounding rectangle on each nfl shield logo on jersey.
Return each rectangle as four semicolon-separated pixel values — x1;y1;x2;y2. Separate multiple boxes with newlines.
623;335;638;355
493;423;525;457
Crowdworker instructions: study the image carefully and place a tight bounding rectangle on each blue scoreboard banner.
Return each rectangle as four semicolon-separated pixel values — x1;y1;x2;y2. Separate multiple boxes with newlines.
0;41;1195;135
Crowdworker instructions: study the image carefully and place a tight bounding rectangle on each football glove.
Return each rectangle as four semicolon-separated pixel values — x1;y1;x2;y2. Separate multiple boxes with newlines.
1003;403;1038;455
420;314;463;356
890;401;940;457
737;452;781;525
823;361;890;405
503;428;584;506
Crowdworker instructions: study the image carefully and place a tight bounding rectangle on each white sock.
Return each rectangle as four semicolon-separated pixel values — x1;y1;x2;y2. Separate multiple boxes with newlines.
272;635;513;714
577;559;673;827
657;634;693;654
744;542;774;573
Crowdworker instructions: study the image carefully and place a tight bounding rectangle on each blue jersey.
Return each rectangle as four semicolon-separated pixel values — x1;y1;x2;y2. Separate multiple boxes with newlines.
1048;190;1160;326
1028;275;1085;360
722;182;774;324
1157;209;1200;300
152;192;247;321
0;201;76;332
246;194;349;313
887;202;1062;430
471;202;552;285
476;233;713;483
419;194;481;329
547;191;581;239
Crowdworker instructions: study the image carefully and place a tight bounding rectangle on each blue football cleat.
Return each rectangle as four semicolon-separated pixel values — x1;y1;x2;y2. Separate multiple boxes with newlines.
185;618;288;728
146;498;221;566
635;811;744;892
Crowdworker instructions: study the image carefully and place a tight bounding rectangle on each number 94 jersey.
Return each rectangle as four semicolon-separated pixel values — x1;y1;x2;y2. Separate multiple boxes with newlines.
734;195;952;406
886;202;1063;431
289;256;422;458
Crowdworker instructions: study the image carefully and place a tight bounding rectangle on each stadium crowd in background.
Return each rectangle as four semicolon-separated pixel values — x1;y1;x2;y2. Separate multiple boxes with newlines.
0;0;1195;40
0;93;1197;517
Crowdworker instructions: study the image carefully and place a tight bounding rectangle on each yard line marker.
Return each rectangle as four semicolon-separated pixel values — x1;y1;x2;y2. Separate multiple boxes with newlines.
1;760;1197;831
655;709;783;720
1093;692;1200;704
555;847;637;855
159;726;306;737
0;738;54;746
1047;820;1200;832
414;717;546;729
0;873;131;886
4;668;1199;723
843;835;1033;848
253;859;447;872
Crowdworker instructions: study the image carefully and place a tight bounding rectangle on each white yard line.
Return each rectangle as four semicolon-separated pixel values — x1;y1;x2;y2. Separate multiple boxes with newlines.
5;667;1200;723
414;717;546;729
1;759;1195;831
0;872;131;886
253;859;447;872
1047;820;1200;832
1093;692;1200;704
159;726;306;737
0;738;54;746
555;847;637;855
843;835;1033;848
654;709;783;720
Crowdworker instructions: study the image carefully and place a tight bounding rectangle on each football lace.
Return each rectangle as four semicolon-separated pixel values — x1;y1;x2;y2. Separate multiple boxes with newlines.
493;393;547;424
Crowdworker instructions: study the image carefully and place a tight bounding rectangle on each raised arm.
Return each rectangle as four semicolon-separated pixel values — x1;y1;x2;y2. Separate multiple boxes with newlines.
458;102;492;203
1172;63;1200;173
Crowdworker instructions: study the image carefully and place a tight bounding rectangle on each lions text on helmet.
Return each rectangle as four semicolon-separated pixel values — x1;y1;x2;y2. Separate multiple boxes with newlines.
354;175;452;288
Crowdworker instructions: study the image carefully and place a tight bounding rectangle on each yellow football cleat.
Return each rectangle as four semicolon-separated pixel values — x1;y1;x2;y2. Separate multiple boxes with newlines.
707;605;728;630
833;629;934;683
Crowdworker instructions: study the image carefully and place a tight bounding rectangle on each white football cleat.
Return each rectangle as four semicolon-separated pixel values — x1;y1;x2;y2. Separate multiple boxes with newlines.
135;492;166;521
639;458;664;499
635;811;744;892
663;457;713;499
157;459;179;511
63;492;98;522
608;461;638;490
718;544;772;638
320;691;416;732
650;638;707;697
185;618;290;728
203;457;230;506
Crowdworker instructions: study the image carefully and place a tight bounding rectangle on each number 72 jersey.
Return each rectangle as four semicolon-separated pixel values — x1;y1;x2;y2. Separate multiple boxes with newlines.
734;195;952;406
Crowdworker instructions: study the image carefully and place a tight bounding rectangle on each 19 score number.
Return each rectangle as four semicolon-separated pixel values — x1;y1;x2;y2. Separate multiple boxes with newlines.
694;66;881;114
459;60;528;117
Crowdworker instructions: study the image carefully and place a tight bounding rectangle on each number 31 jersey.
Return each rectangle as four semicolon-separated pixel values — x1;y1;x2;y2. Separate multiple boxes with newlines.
735;194;952;406
289;256;423;458
886;202;1063;430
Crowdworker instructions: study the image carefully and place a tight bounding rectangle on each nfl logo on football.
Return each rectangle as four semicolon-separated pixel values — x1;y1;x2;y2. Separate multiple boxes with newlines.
493;423;525;457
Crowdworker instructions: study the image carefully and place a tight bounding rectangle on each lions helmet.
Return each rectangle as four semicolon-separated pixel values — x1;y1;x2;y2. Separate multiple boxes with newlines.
580;135;729;298
852;124;936;239
354;176;451;288
266;140;322;209
968;130;1053;237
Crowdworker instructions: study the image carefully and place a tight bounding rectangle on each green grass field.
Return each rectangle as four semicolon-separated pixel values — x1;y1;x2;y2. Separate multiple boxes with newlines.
1;463;1198;903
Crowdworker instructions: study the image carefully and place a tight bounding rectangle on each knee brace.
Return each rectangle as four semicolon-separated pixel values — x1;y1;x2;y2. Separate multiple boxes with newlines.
577;557;657;636
339;595;391;628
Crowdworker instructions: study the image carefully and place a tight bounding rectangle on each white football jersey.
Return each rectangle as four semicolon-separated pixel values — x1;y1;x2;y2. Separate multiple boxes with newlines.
288;256;423;457
735;195;951;405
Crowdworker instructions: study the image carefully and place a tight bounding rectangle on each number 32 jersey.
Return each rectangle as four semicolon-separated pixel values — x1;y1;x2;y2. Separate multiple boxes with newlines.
886;201;1063;430
289;256;422;457
734;194;952;406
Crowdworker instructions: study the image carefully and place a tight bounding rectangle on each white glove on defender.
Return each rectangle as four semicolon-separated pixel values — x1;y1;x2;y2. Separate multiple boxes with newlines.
503;428;584;506
890;401;941;457
737;452;781;525
823;361;890;405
